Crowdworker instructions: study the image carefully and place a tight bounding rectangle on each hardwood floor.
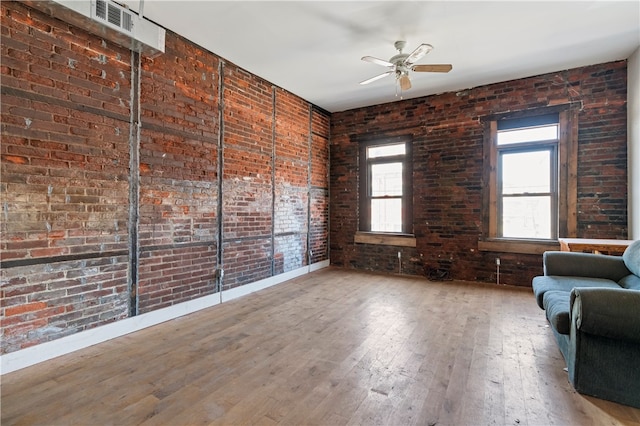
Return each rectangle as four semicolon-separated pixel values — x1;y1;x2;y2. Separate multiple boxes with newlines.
2;267;639;425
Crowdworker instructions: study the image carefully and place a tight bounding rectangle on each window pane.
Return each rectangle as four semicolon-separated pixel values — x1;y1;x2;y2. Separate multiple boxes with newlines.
497;124;558;145
368;143;405;158
501;151;551;194
371;163;403;196
371;198;402;232
502;196;552;239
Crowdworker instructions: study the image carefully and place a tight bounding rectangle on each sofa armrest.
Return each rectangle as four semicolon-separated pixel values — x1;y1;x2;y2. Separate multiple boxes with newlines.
543;251;630;281
570;287;640;343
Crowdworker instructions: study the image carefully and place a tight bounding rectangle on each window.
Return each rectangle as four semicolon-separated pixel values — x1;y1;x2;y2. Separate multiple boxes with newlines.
481;106;578;254
497;115;559;239
358;137;413;235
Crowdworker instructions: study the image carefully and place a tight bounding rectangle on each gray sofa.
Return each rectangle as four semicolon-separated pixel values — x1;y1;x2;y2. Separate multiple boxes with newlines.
532;240;640;408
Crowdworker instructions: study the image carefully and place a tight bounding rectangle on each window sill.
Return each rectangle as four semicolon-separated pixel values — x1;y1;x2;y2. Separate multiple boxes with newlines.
478;238;560;255
355;232;417;247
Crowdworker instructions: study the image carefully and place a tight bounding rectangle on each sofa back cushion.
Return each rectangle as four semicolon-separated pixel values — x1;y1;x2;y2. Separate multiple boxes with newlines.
619;274;640;290
543;251;629;281
623;240;640;277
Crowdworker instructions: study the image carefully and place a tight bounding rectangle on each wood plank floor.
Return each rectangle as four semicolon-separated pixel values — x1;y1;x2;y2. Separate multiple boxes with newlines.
2;267;640;425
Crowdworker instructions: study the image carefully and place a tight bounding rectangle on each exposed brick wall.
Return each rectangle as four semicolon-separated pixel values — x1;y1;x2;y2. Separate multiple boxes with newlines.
1;2;132;261
1;256;128;353
137;33;219;313
223;237;272;288
1;2;131;351
575;68;628;237
330;61;628;286
310;108;330;264
309;187;329;264
137;245;216;312
275;89;310;273
221;63;274;288
0;2;330;353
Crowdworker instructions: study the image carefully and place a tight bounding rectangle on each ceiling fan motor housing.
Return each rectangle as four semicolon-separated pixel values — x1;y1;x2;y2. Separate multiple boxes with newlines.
390;40;410;68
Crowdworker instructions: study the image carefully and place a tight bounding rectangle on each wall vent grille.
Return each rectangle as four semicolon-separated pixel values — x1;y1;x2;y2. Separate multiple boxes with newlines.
93;0;133;33
23;0;165;57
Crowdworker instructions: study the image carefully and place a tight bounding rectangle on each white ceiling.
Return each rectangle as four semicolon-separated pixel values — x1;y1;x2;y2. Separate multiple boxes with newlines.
121;1;640;113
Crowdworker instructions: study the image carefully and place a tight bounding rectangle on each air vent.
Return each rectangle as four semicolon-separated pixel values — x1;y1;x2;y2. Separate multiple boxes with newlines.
23;0;165;57
93;0;133;33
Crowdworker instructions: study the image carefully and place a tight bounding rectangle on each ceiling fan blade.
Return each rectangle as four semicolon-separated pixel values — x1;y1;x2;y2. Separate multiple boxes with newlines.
412;64;453;73
360;70;394;85
362;56;394;68
399;74;411;91
403;43;433;66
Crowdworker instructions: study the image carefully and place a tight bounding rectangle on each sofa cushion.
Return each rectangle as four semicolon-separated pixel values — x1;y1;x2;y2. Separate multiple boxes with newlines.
619;274;640;290
622;240;640;277
543;290;571;335
570;287;640;343
532;275;620;309
543;251;630;281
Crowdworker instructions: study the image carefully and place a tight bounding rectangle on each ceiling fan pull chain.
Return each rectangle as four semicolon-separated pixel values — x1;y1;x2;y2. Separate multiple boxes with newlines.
395;79;404;100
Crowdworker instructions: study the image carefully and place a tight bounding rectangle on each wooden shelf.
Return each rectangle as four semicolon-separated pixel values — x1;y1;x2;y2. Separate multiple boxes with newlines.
558;238;633;256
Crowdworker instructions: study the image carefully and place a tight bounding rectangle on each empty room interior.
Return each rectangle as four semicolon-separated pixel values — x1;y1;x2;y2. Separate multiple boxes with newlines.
2;1;640;424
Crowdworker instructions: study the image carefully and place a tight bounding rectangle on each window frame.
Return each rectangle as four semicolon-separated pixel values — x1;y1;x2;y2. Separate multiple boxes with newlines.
358;135;413;236
497;135;559;240
480;105;579;254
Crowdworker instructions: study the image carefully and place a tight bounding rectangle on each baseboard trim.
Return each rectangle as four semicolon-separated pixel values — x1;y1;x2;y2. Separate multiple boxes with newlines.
0;260;330;375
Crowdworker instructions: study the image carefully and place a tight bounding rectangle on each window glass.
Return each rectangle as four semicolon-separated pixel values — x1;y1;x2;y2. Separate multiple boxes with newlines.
496;120;558;240
371;163;402;196
497;124;558;145
501;151;551;194
482;108;576;248
360;138;412;234
368;143;405;158
371;198;402;232
502;196;552;239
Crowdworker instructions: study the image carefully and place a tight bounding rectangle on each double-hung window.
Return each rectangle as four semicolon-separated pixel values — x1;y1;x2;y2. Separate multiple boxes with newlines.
497;114;559;239
359;137;413;235
481;106;578;253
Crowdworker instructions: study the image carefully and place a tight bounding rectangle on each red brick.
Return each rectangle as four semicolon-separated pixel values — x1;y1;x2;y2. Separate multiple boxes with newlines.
4;301;47;317
1;1;329;354
330;61;627;285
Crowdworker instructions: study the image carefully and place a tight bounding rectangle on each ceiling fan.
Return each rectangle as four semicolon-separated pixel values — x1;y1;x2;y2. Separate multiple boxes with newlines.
360;40;452;91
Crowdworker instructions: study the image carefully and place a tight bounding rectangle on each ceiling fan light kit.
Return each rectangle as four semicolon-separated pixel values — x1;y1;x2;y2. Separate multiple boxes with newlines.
360;40;453;91
399;73;411;91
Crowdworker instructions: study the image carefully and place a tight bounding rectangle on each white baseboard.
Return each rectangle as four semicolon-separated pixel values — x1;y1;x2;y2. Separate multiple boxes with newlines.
0;260;330;375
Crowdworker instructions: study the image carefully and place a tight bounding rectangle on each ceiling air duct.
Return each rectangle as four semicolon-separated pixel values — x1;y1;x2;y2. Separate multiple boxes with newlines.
22;0;165;57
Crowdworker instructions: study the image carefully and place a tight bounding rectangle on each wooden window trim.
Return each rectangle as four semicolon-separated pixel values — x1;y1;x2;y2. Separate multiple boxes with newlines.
358;135;413;237
480;105;578;254
354;231;417;247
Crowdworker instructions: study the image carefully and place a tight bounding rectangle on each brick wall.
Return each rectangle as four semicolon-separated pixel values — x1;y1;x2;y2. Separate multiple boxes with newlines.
0;2;329;353
330;61;628;286
1;2;132;352
221;63;274;288
274;89;310;274
310;108;330;264
136;34;220;313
